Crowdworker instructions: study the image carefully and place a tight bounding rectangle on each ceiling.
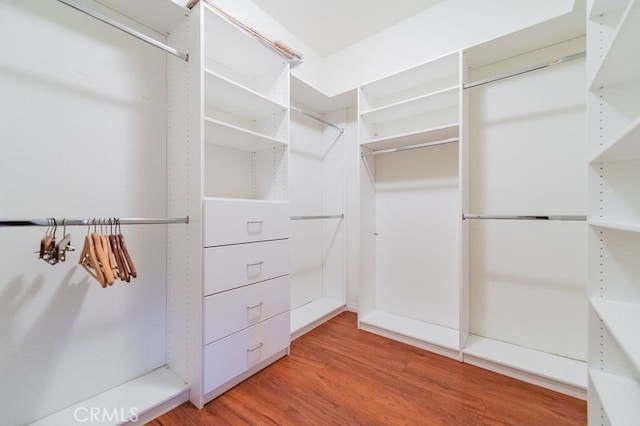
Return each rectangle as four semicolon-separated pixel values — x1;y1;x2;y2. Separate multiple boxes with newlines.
251;0;445;57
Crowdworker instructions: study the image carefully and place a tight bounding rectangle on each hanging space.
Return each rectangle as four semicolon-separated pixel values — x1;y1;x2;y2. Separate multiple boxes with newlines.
460;7;588;398
289;76;349;339
358;52;462;359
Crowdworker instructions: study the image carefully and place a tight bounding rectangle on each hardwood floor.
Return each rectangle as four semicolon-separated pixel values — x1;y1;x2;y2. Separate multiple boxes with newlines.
150;312;586;425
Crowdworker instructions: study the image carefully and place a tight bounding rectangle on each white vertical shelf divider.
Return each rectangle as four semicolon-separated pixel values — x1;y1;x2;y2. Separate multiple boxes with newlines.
587;0;640;423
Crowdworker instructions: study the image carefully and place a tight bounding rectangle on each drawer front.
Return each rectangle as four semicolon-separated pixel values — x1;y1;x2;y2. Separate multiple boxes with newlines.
203;199;290;246
204;276;290;344
204;239;290;295
203;311;290;394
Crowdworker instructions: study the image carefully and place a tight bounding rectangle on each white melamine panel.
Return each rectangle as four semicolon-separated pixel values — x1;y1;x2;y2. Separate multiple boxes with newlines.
0;2;168;424
375;142;459;329
95;0;189;35
358;138;377;318
591;298;640;372
290;219;323;309
590;369;640;426
469;60;586;215
589;0;631;18
204;276;290;344
203;311;290;394
203;239;290;295
253;145;289;201
590;116;640;163
203;199;290;246
204;144;253;199
361;86;458;124
469;221;587;360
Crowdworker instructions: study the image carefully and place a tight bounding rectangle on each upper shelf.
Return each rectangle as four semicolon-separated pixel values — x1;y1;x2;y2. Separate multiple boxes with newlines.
589;0;631;19
590;219;640;233
589;0;640;89
203;3;286;80
361;86;458;124
591;298;640;373
360;123;459;152
590;115;640;163
95;0;189;35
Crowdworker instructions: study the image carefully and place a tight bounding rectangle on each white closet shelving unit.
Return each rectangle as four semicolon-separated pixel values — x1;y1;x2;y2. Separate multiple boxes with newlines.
289;76;353;339
167;2;291;409
358;52;462;359
461;8;588;398
587;0;640;423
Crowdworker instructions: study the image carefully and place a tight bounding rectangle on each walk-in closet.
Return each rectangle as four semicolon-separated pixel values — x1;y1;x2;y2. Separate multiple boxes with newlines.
1;0;638;424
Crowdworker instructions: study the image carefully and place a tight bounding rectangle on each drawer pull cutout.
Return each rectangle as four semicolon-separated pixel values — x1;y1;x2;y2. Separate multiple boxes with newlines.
247;342;264;353
246;221;263;234
246;261;264;277
247;301;264;310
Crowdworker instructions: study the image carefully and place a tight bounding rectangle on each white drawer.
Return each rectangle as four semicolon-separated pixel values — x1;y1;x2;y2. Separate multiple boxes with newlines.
203;199;290;246
203;311;290;394
204;276;290;344
203;239;290;295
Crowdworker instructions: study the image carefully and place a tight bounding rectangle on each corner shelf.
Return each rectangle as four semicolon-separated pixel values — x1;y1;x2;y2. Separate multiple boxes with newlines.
589;0;640;89
360;86;458;124
590;115;640;163
359;311;460;359
463;335;587;397
590;369;640;425
590;298;640;372
360;122;459;152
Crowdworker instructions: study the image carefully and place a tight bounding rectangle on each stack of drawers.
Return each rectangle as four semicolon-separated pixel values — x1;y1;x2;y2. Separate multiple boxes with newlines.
202;199;291;396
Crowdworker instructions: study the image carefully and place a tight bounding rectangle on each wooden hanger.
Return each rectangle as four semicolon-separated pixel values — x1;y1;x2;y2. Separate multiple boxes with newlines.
92;231;115;286
78;221;106;288
117;219;137;279
109;219;129;282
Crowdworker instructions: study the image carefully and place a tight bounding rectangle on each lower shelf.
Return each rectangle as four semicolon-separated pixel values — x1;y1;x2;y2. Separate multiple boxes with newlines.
291;298;346;340
29;367;189;425
463;335;587;399
358;310;460;359
590;369;640;425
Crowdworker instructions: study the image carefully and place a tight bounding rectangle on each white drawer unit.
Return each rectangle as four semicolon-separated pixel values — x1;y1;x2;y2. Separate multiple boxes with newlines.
204;276;290;344
203;199;290;246
203;311;290;394
203;238;290;295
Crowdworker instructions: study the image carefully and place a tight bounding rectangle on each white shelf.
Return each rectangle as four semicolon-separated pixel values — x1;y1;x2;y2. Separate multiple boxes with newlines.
591;298;640;372
589;219;640;233
204;117;286;152
359;310;459;351
590;116;640;163
291;298;345;339
361;52;459;102
204;69;287;119
360;123;459;151
203;3;284;78
589;0;631;20
361;86;459;123
29;367;188;425
590;0;640;88
463;335;587;389
590;369;640;425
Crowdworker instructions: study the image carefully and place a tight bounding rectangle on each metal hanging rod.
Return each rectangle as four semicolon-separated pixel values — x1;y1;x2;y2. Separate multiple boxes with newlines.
464;51;585;90
362;137;459;156
0;217;189;228
463;214;586;221
291;214;344;221
290;106;344;133
57;0;189;62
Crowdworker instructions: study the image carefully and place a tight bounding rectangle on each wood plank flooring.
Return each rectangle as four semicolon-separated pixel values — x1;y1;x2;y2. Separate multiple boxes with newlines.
150;312;586;425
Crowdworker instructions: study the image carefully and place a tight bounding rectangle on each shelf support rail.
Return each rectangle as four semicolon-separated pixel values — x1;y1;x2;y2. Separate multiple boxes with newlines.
291;106;344;133
463;214;586;221
57;0;189;62
0;217;189;227
291;214;344;221
463;51;585;89
361;137;459;157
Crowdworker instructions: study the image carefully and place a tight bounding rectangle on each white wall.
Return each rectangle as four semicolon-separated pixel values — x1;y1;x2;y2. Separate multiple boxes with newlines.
322;0;575;95
0;1;168;424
